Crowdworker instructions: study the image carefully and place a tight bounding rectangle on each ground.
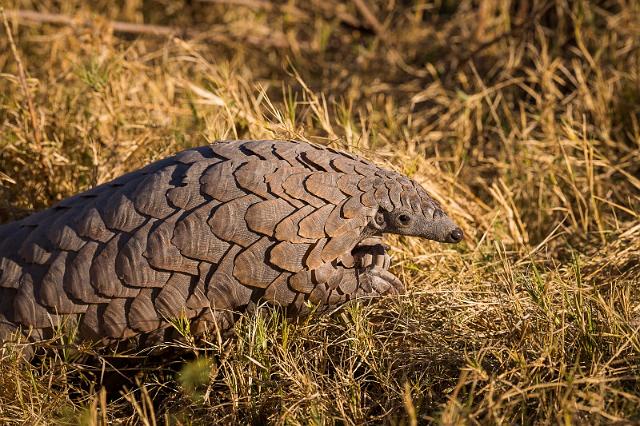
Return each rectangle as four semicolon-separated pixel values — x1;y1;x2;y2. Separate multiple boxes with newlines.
0;1;639;424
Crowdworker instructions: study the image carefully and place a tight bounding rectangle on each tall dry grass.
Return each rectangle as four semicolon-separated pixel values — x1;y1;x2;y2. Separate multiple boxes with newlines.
0;0;639;424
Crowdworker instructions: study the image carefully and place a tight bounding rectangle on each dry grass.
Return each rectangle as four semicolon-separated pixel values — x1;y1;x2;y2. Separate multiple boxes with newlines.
0;0;639;424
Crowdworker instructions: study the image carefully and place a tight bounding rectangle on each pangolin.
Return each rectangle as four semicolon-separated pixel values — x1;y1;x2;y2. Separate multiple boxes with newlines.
0;140;462;349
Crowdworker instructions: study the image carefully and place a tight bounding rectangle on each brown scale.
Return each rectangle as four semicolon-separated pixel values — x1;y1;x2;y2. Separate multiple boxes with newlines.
74;206;116;243
173;203;229;264
326;289;346;306
400;188;417;211
298;204;335;239
336;173;363;196
338;273;358;295
233;237;282;288
65;242;111;303
274;205;317;244
114;222;171;290
129;288;162;333
166;160;212;210
300;148;336;171
185;263;213;310
360;190;378;208
385;180;404;210
336;251;356;269
38;251;87;314
0;257;22;289
263;273;296;306
289;269;316;294
191;309;234;336
103;297;136;339
93;249;141;299
45;208;86;251
339;198;369;222
209;194;262;247
79;304;102;341
233;160;278;199
304;238;327;270
282;173;326;208
18;226;52;265
208;269;253;310
374;186;394;211
272;141;307;168
200;160;249;202
264;166;306;208
310;262;339;284
101;191;147;233
19;208;55;227
210;141;247;160
131;165;180;219
241;140;278;159
320;228;362;263
185;289;210;311
405;182;425;212
13;271;55;328
154;272;197;319
269;240;312;272
357;176;383;192
0;225;28;267
354;163;378;177
331;156;358;174
325;201;369;238
288;292;308;315
174;146;217;164
305;172;347;204
308;284;329;305
145;212;200;275
207;245;253;308
245;198;296;237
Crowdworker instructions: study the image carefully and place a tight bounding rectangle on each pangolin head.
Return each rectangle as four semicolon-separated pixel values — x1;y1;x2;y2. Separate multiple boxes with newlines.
368;176;463;244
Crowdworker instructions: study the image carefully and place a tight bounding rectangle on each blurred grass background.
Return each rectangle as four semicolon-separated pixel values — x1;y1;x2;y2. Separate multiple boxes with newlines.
0;0;639;424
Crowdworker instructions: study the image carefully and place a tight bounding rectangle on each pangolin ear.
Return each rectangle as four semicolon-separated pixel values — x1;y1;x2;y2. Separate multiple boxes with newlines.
373;210;386;229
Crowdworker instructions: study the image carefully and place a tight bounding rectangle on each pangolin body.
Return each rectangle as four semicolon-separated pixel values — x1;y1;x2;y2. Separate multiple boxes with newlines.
0;140;463;348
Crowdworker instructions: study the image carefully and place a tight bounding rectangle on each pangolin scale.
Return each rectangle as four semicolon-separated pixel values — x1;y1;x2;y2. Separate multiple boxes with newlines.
0;140;463;349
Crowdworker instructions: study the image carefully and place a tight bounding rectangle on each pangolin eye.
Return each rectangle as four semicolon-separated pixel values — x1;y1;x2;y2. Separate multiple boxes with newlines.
397;213;411;226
